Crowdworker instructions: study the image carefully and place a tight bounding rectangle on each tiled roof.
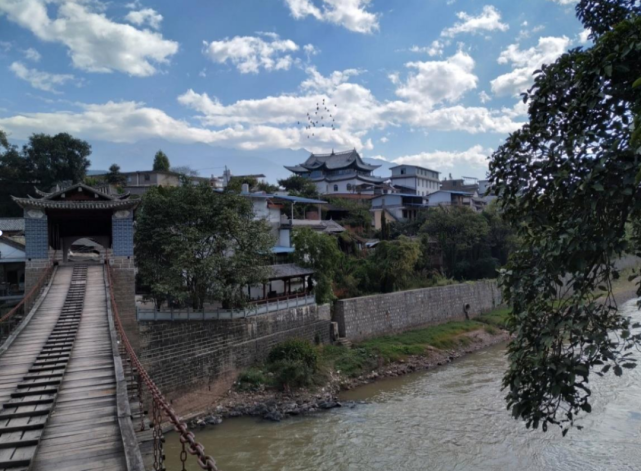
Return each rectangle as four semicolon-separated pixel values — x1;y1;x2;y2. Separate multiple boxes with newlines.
12;198;140;210
0;218;25;232
286;149;380;173
268;263;315;279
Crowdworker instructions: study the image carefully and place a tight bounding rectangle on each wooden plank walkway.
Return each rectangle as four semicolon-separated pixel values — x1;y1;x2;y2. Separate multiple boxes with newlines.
31;265;128;471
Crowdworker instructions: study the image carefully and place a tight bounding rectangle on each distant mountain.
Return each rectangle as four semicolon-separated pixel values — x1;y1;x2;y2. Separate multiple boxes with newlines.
86;139;395;183
87;138;309;183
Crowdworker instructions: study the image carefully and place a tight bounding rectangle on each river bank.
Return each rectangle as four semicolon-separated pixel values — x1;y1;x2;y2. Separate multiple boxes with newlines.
186;308;511;428
180;271;640;429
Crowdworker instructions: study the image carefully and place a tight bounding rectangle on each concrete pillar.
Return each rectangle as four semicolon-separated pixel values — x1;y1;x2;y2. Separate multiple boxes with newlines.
23;209;50;311
110;210;139;352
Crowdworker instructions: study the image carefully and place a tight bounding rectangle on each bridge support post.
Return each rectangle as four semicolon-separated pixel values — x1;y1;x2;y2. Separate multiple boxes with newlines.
110;210;140;352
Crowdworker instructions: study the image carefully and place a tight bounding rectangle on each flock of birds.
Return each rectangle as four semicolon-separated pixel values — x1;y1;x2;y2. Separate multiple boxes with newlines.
298;99;337;139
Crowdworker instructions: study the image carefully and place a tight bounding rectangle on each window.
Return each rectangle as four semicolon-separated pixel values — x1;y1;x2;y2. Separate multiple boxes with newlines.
333;184;339;192
400;168;406;175
127;176;131;182
347;183;352;191
144;174;150;182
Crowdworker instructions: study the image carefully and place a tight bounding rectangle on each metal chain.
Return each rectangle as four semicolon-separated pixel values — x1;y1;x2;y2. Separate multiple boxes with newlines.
180;440;188;471
105;264;219;471
152;398;160;471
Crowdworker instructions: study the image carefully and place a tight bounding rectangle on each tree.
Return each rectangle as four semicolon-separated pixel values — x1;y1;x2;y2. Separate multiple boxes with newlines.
277;175;319;199
380;211;390;240
369;237;421;292
291;227;342;304
171;165;199;176
21;133;91;188
226;176;258;193
106;164;126;185
488;0;641;434
421;207;490;279
153;150;170;171
135;183;274;310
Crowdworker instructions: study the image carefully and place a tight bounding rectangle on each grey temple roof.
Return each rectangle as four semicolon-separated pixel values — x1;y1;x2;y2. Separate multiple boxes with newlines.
268;263;315;280
13;182;140;211
0;218;25;233
285;149;380;173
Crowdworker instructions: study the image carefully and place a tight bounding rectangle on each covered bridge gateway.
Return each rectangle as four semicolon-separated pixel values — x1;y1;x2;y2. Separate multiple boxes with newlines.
12;182;141;348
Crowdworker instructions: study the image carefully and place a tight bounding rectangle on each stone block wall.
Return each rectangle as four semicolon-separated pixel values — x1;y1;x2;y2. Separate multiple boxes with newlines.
109;255;139;350
24;217;48;259
334;280;502;342
138;304;331;398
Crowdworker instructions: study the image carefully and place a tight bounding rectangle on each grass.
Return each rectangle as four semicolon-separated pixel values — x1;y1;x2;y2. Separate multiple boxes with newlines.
319;305;511;378
234;305;512;389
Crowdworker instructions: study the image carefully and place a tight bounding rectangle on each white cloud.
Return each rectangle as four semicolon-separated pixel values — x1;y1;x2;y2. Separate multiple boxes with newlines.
380;136;388;143
284;0;379;34
490;36;570;96
125;8;163;30
392;145;492;170
410;40;446;57
303;43;319;60
23;47;41;62
0;0;178;76
179;66;521;136
0;65;524;154
0;100;367;152
394;51;477;106
479;90;491;103
9;61;75;93
203;34;300;73
578;29;591;44
549;0;577;4
441;5;508;38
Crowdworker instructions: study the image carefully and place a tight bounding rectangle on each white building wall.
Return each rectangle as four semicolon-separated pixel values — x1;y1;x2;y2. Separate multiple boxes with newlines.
0;241;25;262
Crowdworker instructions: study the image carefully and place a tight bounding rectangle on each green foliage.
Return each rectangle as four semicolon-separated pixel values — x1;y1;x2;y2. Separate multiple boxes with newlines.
226;176;258;192
135;183;274;309
267;339;318;370
267;339;318;390
268;360;315;390
326;197;372;230
236;368;267;392
152;150;170;171
380;211;391;240
488;1;641;434
0;131;91;188
370;236;421;293
83;176;101;187
171;165;200;177
421;207;494;280
106;164;126;185
292;227;342;304
277;175;319;199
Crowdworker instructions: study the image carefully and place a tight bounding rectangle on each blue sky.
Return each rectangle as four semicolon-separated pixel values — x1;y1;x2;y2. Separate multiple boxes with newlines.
0;0;587;180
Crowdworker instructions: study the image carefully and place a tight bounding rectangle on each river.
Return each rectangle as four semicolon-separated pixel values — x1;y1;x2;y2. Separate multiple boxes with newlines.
165;299;641;471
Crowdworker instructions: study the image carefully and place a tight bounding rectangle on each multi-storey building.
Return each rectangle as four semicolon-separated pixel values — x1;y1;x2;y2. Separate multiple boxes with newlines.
389;164;441;196
284;149;387;195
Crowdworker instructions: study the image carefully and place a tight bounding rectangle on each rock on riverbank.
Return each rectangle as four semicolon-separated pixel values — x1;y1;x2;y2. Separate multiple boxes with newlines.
187;328;510;428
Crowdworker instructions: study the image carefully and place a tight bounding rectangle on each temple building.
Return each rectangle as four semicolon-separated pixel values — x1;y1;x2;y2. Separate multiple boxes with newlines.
284;149;387;195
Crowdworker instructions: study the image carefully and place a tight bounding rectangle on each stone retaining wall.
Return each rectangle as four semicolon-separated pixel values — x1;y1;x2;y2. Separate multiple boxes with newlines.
334;280;502;342
138;304;331;398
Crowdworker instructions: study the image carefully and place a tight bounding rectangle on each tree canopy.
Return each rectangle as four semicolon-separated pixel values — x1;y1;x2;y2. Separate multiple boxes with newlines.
292;227;342;304
106;164;126;185
152;150;170;172
277;175;319;199
0;131;91;189
135;183;274;310
488;0;641;434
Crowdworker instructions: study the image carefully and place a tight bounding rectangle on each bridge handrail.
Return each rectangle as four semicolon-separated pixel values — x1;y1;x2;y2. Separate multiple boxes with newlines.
105;262;220;471
0;256;55;325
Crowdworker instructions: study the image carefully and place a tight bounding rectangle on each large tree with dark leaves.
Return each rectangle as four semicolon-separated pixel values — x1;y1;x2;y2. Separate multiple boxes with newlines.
488;0;641;434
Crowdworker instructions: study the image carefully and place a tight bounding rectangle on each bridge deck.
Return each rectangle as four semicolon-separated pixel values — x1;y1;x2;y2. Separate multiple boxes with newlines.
0;265;130;471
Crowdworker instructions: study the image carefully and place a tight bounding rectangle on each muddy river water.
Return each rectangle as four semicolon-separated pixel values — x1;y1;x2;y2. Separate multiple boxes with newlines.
166;299;641;470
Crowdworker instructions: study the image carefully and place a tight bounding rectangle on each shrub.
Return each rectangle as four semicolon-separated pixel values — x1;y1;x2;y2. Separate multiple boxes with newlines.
236;368;266;392
269;359;315;390
267;339;318;370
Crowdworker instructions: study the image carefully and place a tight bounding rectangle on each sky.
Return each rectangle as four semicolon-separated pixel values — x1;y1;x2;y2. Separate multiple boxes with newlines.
0;0;589;181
